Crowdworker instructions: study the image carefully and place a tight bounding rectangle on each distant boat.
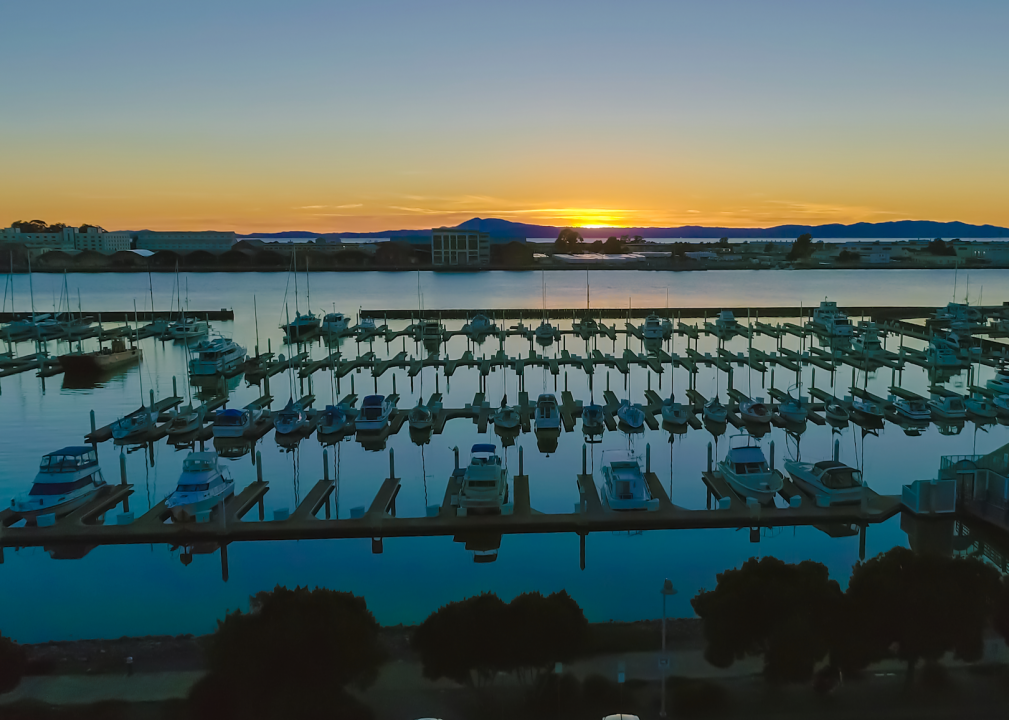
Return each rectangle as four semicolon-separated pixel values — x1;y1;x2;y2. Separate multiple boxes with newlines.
318;403;351;436
493;402;521;430
582;403;605;435
464;314;496;338
408;401;433;431
599;450;654;512
965;391;996;419
534;319;555;345
641;314;665;341
111;406;156;442
784;459;864;505
776;393;807;424
58;338;141;376
851;396;885;422
703;396;728;424
534;393;560;431
165;452;234;522
188;335;246;376
356;394;394;432
167;404;205;438
616;399;645;430
322;312;350;335
282;311;320;341
213;406;263;438
274;398;309;436
890;395;930;423
824;402;850;425
718;436;782;505
661;396;689;426
714;310;737;335
10;446;107;520
458;444;509;512
926;334;961;368
738;398;771;425
167;317;209;341
811;300;853;338
928;392;966;420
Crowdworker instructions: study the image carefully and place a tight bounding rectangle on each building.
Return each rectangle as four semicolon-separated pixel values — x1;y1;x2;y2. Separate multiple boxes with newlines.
136;231;237;254
0;225;130;254
73;226;131;253
431;228;490;266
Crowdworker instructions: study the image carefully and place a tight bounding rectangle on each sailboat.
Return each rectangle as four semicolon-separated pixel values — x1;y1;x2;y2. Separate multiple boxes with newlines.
534;271;555;344
281;246;321;341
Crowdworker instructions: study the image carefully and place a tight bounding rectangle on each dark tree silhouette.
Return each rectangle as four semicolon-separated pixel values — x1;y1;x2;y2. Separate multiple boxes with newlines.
505;591;589;683
413;592;511;686
554;228;584;251
926;238;957;256
786;233;814;261
995;576;1009;645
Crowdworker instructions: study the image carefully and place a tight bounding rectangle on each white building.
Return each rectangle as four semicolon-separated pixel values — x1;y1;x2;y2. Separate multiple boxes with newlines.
137;231;237;254
431;228;490;266
74;226;131;253
0;225;130;254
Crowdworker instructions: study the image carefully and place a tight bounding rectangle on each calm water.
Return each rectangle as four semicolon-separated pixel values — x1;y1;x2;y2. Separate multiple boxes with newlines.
0;269;1005;642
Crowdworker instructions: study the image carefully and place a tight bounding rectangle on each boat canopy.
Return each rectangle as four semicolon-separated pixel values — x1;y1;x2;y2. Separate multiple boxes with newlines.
472;443;496;454
39;447;98;472
363;395;385;407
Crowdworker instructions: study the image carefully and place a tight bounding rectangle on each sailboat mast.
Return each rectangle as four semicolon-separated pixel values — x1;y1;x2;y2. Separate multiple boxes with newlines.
306;255;311;316
28;253;35;321
293;245;300;315
254;294;260;356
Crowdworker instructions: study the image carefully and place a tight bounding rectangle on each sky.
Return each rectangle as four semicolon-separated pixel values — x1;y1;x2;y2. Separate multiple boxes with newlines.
1;0;1007;233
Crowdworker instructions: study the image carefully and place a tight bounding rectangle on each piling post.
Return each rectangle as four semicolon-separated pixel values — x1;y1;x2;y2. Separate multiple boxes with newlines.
770;368;775;390
90;410;96;452
519;446;524;476
646;443;651;473
582;444;587;475
268;338;271;354
389;448;395;478
392;374;397;395
769;440;775;471
580;533;586;571
149;389;155;409
172;376;178;398
323;448;329;482
453;446;459;472
264;374;270;397
833;439;840;462
351;375;355;395
707;442;712;473
256;452;263;483
221;544;229;583
119;449;127;486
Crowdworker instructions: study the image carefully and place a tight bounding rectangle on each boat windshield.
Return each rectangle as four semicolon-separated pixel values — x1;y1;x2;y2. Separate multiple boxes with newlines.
183;458;217;473
949;399;965;411
29;476;94;495
467;479;498;488
176;483;210;493
734;462;767;474
216;412;247;426
39;451;97;472
823;469;862;489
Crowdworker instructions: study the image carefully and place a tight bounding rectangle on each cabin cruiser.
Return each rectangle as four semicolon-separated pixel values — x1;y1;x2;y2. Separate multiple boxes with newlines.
408;401;433;431
282;311;320;341
582;403;605;435
926;334;961;368
167;404;205;437
987;364;1009;394
165;452;235;522
811;301;853;338
318;403;351;436
464;314;495;337
600;450;655;511
493;402;521;430
534;320;556;344
661;396;689;426
418;320;443;349
928;392;966;420
850;396;885;422
357;316;377;332
889;395;930;423
188;336;246;376
167;317;209;341
714;310;738;335
776;394;808;424
641;314;665;341
274;398;310;435
718;436;783;505
738;398;771;425
783;459;864;505
534;393;561;430
322;312;350;335
935;302;982;326
965;391;997;419
616;399;645;430
111;406;157;442
212;406;264;438
852;322;883;356
11;447;107;520
356;394;394;431
458;444;509;512
703;396;728;424
825;402;850;425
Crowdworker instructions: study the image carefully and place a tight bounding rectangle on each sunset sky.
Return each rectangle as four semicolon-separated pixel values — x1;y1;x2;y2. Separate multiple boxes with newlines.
1;1;1006;233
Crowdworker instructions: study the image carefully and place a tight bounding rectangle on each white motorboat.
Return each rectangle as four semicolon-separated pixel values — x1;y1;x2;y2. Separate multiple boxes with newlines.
582;403;605;435
534;320;556;344
928;392;966;420
777;394;808;424
987;364;1009;394
493;402;521;430
274;398;309;435
358;316;377;332
600;450;655;512
703;396;728;424
935;302;981;326
714;310;737;335
718;436;783;505
188;335;246;376
10;447;107;520
825;402;850;425
408;402;433;431
784;459;864;505
165;452;235;522
167;316;209;341
852;322;883;356
738;398;771;425
965;392;997;419
318;403;351;436
167;404;205;437
458;444;509;512
111;406;157;442
356;394;394;432
534;393;561;430
282;311;320;341
661;396;689;426
642;314;665;341
890;395;930;423
213;406;264;438
321;312;350;335
811;300;853;338
616;399;645;430
850;396;885;422
926;335;961;368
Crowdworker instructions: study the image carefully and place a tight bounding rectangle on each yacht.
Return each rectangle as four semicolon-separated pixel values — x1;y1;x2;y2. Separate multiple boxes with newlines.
408;401;433;431
851;396;885;422
167;404;205;437
987;364;1009;394
274;398;310;435
581;403;605;435
703;396;728;424
811;301;853;338
661;396;690;426
599;450;655;512
777;393;808;424
282;311;321;341
825;402;850;425
356;394;394;431
111;406;157;442
852;322;883;356
458;444;509;512
10;447;107;520
493;402;521;430
714;310;737;335
641;314;665;341
318;403;351;436
213;406;263;438
165;452;235;522
616;399;645;430
965;392;997;419
534;320;556;344
188;336;246;376
718;436;783;505
889;395;930;423
926;335;961;368
534;393;561;430
928;392;966;420
783;460;864;505
738;398;771;425
935;302;981;326
167;317;209;341
322;312;350;335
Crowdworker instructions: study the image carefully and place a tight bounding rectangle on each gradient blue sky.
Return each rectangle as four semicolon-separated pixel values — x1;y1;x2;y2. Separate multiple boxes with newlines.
1;0;1006;231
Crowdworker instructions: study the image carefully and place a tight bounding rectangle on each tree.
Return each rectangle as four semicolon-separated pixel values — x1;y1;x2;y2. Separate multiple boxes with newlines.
554;228;584;251
995;576;1009;645
0;633;26;694
926;238;957;256
413;592;511;686
505;591;589;683
691;557;842;684
786;233;814;261
837;249;860;263
600;236;628;254
189;585;384;720
841;548;1001;685
718;237;729;247
763;243;775;253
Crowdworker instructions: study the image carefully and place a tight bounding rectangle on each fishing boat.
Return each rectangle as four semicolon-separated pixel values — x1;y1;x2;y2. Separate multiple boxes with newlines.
811;300;853;338
321;312;350;335
167;316;209;341
111;406;157;442
738;398;771;425
458;444;509;512
318;403;351;436
356;394;394;432
928;392;966;420
661;396;689;426
165;452;235;522
408;401;433;431
188;335;246;376
493;401;521;430
534;393;560;430
641;314;665;341
582;403;605;435
616;399;645;430
10;447;107;520
718;436;783;505
212;405;264;438
58;339;142;376
825;402;850;425
890;395;930;422
703;396;728;424
167;404;205;438
273;398;309;435
783;460;864;505
965;391;997;419
599;450;655;512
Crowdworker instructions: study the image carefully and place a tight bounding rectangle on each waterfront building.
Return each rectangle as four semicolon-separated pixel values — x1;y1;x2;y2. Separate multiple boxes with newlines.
431;228;490;266
0;224;130;254
137;231;237;254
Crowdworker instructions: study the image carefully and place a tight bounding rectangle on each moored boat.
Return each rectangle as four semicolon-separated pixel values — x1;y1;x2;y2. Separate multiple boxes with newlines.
599;450;655;511
458;444;509;512
356;394;394;432
784;459;864;505
534;393;560;431
58;339;141;376
718;436;783;505
10;446;107;520
165;452;234;522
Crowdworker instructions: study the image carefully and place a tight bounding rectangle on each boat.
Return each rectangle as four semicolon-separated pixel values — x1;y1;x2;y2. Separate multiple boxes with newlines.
714;310;737;335
573;316;599;339
493;402;521;430
811;300;853;337
318;403;351;436
987;364;1009;394
599;450;655;512
111;406;157;442
58;339;142;376
282;310;321;341
408;401;433;431
703;396;728;424
926;334;961;368
321;312;350;335
825;402;850;425
273;398;309;435
738;398;771;425
356;394;394;432
458;444;509;512
464;314;495;337
212;406;264;438
661;396;689;426
965;392;997;419
889;395;930;423
582;403;605;435
852;322;883;356
164;452;235;522
850;396;885;422
928;392;966;420
419;319;443;349
1;313;53;342
167;316;209;341
188;335;246;376
358;316;377;332
718;436;783;505
616;399;645;430
994;395;1009;419
777;394;807;424
642;314;665;341
783;460;864;505
10;447;107;520
534;319;555;344
167;404;205;437
534;393;561;431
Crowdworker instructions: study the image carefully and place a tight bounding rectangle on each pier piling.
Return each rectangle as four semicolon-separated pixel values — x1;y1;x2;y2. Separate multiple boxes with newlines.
582;444;587;475
769;441;775;472
119;450;127;486
172;376;177;397
707;442;712;473
834;439;840;462
646;443;651;473
519;446;524;476
323;449;329;482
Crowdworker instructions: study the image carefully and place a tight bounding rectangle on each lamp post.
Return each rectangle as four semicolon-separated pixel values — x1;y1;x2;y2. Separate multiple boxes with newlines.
660;578;677;719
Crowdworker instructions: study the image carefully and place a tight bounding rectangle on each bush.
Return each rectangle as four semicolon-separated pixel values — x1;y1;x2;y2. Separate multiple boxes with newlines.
666;676;729;717
0;633;27;694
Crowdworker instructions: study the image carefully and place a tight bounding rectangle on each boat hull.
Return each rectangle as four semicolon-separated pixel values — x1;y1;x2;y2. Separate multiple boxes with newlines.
12;486;103;520
58;348;142;375
168;487;235;522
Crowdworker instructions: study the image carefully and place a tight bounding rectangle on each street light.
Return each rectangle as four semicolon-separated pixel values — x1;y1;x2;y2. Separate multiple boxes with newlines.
659;578;677;719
